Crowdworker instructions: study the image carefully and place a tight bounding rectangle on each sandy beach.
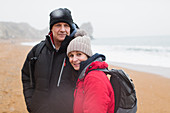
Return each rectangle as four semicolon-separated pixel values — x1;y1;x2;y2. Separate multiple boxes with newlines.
0;39;170;113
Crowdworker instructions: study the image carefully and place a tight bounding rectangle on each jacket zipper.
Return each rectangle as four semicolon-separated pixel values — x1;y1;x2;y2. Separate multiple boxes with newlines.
57;57;66;87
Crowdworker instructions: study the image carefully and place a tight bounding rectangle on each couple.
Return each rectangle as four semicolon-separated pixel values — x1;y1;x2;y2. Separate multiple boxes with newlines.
21;8;115;113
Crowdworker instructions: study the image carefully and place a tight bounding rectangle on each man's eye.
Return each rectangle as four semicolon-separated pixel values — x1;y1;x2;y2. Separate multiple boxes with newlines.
55;24;61;27
64;24;69;27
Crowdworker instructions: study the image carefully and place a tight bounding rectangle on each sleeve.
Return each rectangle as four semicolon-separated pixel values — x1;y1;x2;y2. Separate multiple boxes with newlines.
21;47;36;112
83;71;111;113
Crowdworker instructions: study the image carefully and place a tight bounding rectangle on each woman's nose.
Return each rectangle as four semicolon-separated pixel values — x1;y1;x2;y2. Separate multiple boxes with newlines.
72;56;78;62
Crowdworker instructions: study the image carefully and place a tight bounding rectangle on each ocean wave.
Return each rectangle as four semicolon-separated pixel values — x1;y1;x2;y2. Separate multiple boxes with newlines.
92;45;170;68
125;46;170;53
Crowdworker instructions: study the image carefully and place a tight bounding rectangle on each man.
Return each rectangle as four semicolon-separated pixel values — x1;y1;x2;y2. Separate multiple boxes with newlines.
21;8;80;113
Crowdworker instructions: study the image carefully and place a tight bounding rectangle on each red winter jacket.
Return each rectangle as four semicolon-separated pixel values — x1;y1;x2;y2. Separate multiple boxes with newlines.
73;61;115;113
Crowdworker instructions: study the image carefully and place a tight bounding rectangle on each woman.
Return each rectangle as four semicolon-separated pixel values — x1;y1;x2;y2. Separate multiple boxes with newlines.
67;35;115;113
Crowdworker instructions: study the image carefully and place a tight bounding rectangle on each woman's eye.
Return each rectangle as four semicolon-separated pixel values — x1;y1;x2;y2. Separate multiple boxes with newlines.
77;53;82;56
69;54;74;58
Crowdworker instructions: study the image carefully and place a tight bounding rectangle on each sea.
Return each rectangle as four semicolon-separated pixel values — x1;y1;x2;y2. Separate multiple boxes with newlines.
21;36;170;78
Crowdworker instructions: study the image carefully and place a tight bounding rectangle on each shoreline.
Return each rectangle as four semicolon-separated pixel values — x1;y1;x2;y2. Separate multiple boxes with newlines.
108;61;170;79
0;39;170;113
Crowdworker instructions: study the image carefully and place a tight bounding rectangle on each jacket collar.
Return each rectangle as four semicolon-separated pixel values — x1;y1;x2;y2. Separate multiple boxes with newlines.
78;53;106;79
45;34;74;53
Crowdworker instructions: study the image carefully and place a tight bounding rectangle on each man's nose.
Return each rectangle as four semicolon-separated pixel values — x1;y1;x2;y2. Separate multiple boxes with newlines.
60;25;66;31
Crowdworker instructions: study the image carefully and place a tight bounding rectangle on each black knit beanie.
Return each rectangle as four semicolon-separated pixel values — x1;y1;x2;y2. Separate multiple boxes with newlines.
49;8;73;30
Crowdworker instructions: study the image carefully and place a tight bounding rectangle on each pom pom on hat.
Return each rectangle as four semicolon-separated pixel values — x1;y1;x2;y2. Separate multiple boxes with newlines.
67;35;93;57
74;29;88;37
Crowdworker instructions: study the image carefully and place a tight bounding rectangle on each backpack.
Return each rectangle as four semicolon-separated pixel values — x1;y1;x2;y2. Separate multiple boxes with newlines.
90;68;137;113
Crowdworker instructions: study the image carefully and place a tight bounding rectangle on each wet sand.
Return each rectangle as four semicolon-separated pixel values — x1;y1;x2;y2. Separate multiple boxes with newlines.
0;39;170;113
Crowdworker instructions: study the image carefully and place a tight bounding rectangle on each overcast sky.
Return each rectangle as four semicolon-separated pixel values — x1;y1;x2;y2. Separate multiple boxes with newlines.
1;0;170;38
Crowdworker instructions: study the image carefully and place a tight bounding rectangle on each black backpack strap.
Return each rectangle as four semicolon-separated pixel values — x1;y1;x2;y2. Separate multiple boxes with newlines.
29;41;45;87
30;41;45;61
86;68;109;75
35;41;45;59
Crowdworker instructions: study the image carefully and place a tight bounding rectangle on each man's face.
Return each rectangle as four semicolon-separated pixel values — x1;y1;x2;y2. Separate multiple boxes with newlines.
51;22;71;42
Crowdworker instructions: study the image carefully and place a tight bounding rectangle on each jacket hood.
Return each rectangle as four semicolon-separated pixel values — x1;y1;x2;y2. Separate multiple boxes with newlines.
78;53;107;79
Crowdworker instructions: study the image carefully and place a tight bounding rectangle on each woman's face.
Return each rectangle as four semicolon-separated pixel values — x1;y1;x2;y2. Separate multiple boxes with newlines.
68;51;88;70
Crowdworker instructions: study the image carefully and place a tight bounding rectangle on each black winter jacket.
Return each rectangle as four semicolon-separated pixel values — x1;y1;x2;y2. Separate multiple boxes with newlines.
21;35;78;113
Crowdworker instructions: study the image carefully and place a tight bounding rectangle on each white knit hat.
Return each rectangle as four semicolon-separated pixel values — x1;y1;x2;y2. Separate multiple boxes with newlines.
67;35;93;57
